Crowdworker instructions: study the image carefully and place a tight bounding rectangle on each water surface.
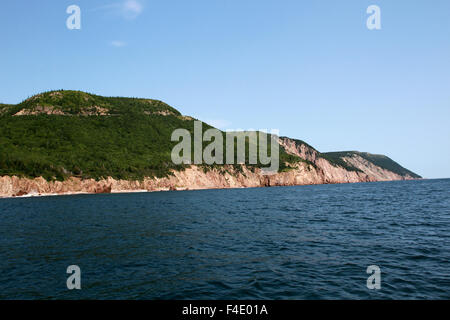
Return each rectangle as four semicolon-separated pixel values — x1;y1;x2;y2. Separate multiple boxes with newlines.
1;179;449;299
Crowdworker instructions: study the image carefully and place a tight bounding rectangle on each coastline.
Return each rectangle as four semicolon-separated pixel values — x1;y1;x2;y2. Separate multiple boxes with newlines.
0;179;425;200
0;163;417;199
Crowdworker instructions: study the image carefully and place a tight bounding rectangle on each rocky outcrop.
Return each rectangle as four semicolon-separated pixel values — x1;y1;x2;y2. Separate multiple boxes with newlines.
278;137;413;183
13;105;66;116
13;105;111;116
341;153;416;181
0;157;415;198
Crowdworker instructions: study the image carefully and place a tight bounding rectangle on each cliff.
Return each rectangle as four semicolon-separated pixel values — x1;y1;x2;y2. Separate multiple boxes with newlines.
0;90;420;198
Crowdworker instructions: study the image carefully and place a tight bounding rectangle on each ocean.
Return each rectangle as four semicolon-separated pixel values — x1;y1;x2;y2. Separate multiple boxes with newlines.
0;179;449;299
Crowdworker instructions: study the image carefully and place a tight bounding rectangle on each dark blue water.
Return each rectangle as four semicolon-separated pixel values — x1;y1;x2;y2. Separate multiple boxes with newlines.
1;179;449;299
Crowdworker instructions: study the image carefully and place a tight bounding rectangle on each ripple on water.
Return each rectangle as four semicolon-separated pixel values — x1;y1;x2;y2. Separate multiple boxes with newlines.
0;179;449;299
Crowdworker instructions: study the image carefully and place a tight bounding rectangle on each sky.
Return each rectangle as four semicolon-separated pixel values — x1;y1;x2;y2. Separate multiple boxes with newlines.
0;0;449;178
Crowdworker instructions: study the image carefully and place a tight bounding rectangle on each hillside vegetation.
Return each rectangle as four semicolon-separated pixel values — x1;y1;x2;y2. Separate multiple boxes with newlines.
3;90;180;116
0;90;301;181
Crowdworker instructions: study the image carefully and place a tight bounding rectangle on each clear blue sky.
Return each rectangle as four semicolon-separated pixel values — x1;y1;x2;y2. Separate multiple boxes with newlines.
1;0;449;178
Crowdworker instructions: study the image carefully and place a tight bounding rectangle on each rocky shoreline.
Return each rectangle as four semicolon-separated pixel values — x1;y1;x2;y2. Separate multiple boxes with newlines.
0;138;419;199
0;161;416;199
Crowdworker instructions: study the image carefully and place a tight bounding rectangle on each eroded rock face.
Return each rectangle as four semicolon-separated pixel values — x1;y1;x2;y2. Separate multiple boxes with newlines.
13;105;111;116
0;158;415;198
277;137;414;184
13;105;66;116
342;154;415;181
279;137;319;163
